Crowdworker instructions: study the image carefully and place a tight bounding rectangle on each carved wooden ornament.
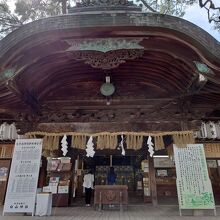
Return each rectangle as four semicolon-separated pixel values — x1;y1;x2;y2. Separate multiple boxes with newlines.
65;38;144;69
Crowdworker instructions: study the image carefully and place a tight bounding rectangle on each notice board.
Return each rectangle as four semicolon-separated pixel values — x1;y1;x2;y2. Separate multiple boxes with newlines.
3;139;42;215
174;144;215;210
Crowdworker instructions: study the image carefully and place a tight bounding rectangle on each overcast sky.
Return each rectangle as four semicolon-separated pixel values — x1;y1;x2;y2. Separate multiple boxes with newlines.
7;0;220;41
183;3;220;41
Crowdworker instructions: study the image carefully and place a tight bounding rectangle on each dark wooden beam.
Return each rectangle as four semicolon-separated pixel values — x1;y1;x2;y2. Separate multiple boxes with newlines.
33;122;182;134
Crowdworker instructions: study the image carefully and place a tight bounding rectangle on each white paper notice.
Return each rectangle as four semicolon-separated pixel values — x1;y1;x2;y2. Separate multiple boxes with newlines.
174;144;215;210
3;139;42;215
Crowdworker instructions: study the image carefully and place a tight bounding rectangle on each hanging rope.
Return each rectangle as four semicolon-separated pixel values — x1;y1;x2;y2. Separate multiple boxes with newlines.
25;130;195;150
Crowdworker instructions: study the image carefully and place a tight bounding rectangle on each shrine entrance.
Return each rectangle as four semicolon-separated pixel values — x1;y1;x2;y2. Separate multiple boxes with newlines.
69;145;178;207
0;0;220;213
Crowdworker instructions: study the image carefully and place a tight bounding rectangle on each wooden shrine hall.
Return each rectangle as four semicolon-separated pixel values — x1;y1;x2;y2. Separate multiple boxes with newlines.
0;0;220;208
0;0;220;134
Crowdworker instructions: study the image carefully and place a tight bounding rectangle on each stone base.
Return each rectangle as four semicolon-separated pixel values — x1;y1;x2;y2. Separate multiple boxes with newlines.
193;210;204;216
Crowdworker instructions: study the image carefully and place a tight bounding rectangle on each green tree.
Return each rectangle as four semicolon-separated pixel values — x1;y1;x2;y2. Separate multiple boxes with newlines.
14;0;62;22
0;0;63;38
139;0;196;17
137;0;220;32
0;0;22;36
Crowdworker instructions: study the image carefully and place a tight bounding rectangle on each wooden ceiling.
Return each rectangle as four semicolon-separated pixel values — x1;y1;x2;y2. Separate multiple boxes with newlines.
0;13;220;133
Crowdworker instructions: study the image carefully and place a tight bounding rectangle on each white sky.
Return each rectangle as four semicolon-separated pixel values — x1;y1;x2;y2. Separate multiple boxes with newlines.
7;0;220;41
184;3;220;41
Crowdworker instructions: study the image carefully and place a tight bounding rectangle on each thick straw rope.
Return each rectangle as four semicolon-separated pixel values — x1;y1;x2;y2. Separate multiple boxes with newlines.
25;131;194;150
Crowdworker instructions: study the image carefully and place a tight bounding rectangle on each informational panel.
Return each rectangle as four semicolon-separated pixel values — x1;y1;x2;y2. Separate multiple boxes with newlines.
174;144;215;210
207;160;217;168
3;139;42;215
157;169;168;177
153;157;175;168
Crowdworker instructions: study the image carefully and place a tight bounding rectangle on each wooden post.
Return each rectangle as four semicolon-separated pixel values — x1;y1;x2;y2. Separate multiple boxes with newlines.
149;157;158;206
38;157;47;188
110;155;112;167
99;192;102;211
82;160;84;170
217;160;220;177
120;191;123;212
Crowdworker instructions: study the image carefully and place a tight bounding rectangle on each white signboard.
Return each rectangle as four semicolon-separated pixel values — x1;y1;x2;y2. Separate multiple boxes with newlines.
3;139;42;216
207;160;217;168
157;169;168;177
153;157;175;168
174;144;215;210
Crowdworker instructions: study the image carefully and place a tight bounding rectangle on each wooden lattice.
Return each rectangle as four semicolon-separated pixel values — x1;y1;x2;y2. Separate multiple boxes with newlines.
0;144;14;158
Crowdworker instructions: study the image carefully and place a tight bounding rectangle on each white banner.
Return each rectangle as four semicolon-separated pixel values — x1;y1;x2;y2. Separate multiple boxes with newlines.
174;144;215;210
3;139;42;215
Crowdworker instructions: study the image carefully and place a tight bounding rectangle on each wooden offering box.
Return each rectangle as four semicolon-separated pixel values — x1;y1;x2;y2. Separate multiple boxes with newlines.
94;185;128;211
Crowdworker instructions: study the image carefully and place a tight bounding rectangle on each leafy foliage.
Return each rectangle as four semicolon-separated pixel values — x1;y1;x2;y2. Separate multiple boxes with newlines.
14;0;61;22
0;0;22;36
0;0;62;38
138;0;197;17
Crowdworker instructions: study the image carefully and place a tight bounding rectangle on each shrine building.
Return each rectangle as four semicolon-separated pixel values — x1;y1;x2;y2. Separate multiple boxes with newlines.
0;0;220;210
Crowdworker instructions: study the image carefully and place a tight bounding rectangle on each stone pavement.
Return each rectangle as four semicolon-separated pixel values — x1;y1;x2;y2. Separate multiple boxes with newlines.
0;205;219;220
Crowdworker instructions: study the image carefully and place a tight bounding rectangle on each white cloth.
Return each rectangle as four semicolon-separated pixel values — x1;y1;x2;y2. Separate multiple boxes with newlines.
35;193;52;216
9;123;18;140
0;122;18;140
83;173;94;189
0;123;4;140
0;122;10;140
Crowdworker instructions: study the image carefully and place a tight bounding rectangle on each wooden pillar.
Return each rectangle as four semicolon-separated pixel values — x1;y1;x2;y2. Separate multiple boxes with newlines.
110;155;112;167
217;160;220;177
38;157;47;188
82;160;84;170
149;157;158;206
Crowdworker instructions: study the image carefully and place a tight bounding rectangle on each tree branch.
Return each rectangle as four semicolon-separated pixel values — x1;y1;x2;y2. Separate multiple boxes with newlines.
199;0;220;9
139;0;157;12
199;0;220;23
0;27;12;33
